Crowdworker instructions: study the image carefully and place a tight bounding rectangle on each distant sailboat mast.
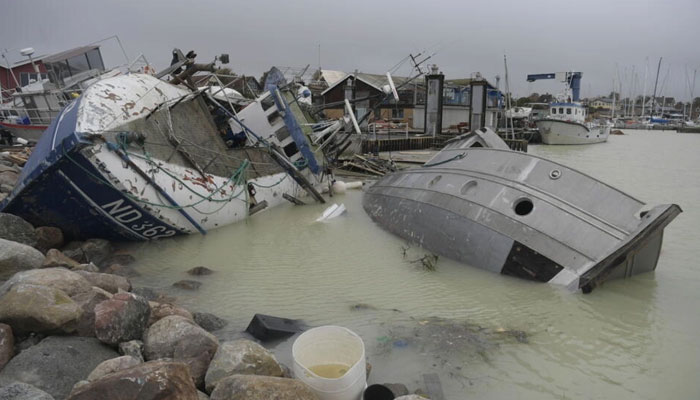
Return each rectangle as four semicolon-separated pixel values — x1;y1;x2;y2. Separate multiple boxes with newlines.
641;57;649;118
650;57;662;117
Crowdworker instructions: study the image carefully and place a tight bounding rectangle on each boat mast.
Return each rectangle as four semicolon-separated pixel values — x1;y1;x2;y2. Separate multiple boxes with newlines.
611;78;616;120
503;54;514;139
641;57;649;118
650;57;662;117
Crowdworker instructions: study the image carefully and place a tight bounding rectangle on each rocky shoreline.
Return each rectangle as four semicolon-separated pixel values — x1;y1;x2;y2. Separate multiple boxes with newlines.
0;212;430;399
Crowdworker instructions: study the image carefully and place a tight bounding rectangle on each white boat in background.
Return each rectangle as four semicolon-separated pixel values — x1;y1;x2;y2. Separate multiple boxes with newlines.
537;102;611;144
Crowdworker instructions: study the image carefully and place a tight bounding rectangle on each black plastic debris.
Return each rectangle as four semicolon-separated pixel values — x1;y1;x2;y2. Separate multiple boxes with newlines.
245;314;305;342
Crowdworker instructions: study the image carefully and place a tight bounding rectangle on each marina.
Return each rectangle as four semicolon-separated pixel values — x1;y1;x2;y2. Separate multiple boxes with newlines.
0;1;699;399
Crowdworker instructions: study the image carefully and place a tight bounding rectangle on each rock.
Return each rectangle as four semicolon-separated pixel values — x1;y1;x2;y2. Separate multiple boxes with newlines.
0;267;92;298
0;323;13;371
72;286;113;337
81;239;114;267
94;292;150;346
87;355;141;381
13;333;43;354
74;270;131;293
209;375;318;400
61;241;87;263
0;336;118;399
132;286;176;303
41;249;82;269
73;262;100;272
149;302;193;326
33;227;64;254
66;360;199;400
0;214;36;248
0;239;44;280
173;280;202;290
103;263;140;278
0;284;82;334
383;383;410;397
144;316;218;387
0;172;17;188
0;382;55;400
204;339;283;393
187;266;215;276
118;340;144;362
192;312;228;332
197;390;210;400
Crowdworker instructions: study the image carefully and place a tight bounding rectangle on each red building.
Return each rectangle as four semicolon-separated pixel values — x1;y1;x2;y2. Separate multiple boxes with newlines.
0;59;48;100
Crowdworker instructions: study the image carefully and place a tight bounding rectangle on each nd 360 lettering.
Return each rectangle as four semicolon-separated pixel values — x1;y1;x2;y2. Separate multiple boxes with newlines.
101;199;176;239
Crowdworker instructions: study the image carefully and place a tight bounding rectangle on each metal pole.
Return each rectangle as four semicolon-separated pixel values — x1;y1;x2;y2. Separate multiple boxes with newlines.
641;57;649;117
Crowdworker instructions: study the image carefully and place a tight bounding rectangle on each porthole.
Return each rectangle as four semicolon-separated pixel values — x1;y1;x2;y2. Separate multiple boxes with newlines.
514;198;534;216
549;169;561;179
460;180;477;195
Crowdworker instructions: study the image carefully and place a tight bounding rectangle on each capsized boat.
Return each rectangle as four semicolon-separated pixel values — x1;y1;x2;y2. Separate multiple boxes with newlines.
363;128;681;292
0;66;337;241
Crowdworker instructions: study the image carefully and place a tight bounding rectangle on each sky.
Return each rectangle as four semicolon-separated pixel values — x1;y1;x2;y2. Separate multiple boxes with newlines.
2;0;699;101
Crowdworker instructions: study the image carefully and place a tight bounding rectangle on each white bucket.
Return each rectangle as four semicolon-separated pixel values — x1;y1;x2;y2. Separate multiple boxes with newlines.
292;325;366;400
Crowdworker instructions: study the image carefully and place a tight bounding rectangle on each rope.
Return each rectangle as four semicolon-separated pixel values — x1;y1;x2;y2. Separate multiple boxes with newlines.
422;152;466;168
62;144;249;210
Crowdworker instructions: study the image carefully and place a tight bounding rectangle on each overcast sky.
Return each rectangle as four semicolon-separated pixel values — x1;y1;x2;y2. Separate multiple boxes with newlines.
2;0;699;100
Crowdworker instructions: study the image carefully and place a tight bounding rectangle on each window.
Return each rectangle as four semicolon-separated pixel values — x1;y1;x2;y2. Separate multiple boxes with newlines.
391;108;404;119
266;110;282;125
552;108;557;114
19;72;48;87
274;126;290;142
86;49;104;71
260;95;275;111
66;54;90;76
559;108;564;114
566;108;572;115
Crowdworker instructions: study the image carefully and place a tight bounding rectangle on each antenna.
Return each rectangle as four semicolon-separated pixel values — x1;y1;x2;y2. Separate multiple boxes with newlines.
386;72;400;102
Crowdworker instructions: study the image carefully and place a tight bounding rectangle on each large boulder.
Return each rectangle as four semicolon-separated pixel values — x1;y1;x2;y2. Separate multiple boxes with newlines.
66;360;199;400
148;302;193;326
204;339;283;393
33;227;64;254
0;336;118;399
0;213;36;248
0;382;55;400
0;284;82;335
144;315;218;387
74;270;131;293
0;267;92;298
0;323;13;371
0;239;44;280
86;355;141;381
42;249;82;269
72;286;112;337
94;293;150;346
209;375;318;400
0;171;18;188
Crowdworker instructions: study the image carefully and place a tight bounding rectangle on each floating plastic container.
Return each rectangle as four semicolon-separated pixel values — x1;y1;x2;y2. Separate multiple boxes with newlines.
292;325;366;400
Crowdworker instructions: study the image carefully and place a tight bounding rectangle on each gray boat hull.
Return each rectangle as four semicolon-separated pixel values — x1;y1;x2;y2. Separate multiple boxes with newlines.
363;130;681;292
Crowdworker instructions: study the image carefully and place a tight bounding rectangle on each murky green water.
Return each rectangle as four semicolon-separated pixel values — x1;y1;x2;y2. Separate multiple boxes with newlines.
126;129;700;399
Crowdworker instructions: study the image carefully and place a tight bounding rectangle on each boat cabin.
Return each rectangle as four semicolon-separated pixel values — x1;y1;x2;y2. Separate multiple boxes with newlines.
549;102;586;123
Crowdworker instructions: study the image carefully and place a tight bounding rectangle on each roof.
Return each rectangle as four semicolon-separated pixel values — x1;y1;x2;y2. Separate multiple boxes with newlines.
321;71;414;96
42;45;100;64
319;70;347;87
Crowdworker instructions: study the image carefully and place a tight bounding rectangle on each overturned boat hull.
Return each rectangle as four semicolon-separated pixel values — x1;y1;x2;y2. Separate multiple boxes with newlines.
0;74;327;241
363;128;680;292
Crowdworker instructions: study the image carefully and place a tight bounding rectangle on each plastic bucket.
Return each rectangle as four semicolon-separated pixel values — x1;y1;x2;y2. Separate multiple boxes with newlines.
292;325;366;400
